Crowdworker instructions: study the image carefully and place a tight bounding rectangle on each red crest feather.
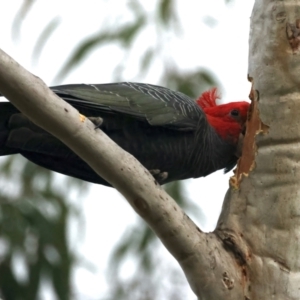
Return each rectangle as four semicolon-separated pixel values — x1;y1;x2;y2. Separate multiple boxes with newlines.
196;88;219;109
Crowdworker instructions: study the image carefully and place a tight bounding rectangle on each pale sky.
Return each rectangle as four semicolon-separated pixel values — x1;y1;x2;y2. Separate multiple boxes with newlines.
0;1;255;299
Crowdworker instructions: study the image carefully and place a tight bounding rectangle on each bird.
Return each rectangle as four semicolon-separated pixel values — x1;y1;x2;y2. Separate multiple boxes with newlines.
0;82;249;186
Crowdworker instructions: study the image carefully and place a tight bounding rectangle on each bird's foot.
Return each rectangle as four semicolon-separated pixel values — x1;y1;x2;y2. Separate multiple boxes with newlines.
149;169;168;182
88;117;104;129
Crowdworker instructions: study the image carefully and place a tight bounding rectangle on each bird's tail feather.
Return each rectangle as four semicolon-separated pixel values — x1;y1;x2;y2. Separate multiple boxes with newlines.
0;102;19;155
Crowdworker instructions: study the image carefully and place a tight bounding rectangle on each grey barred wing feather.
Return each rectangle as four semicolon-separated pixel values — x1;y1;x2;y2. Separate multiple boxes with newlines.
51;82;205;131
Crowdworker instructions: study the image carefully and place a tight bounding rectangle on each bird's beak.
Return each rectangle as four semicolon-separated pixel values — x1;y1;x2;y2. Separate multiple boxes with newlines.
241;124;246;135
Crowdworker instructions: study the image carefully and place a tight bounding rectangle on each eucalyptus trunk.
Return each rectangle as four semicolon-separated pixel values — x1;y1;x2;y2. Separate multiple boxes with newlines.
216;0;300;299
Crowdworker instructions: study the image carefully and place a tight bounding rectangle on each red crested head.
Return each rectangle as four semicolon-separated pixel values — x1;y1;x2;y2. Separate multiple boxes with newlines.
197;88;250;144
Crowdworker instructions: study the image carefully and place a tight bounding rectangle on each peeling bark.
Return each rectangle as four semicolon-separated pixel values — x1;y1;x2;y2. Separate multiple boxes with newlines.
231;88;269;188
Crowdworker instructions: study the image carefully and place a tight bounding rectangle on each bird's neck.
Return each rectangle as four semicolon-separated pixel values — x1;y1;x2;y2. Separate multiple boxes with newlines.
206;116;241;144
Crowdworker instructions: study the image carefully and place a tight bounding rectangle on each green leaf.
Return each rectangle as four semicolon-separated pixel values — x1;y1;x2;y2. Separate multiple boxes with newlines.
55;16;146;82
158;0;173;26
32;17;61;65
12;0;36;40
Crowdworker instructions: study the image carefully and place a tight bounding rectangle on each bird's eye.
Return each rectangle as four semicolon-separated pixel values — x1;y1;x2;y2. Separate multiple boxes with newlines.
230;109;239;117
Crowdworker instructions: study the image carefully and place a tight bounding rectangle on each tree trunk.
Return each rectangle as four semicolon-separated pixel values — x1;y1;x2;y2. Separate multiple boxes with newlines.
216;0;300;298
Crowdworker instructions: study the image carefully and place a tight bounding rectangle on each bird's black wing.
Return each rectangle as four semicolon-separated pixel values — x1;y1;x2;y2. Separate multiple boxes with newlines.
0;83;221;186
51;82;205;131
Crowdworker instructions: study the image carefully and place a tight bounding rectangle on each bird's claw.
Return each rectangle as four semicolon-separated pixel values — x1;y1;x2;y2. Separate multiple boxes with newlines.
88;117;104;129
149;169;168;182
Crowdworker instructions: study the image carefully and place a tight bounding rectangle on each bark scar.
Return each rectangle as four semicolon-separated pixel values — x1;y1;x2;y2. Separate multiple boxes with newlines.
219;232;247;266
286;20;300;53
222;271;234;290
216;229;251;299
230;87;269;189
79;114;86;122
